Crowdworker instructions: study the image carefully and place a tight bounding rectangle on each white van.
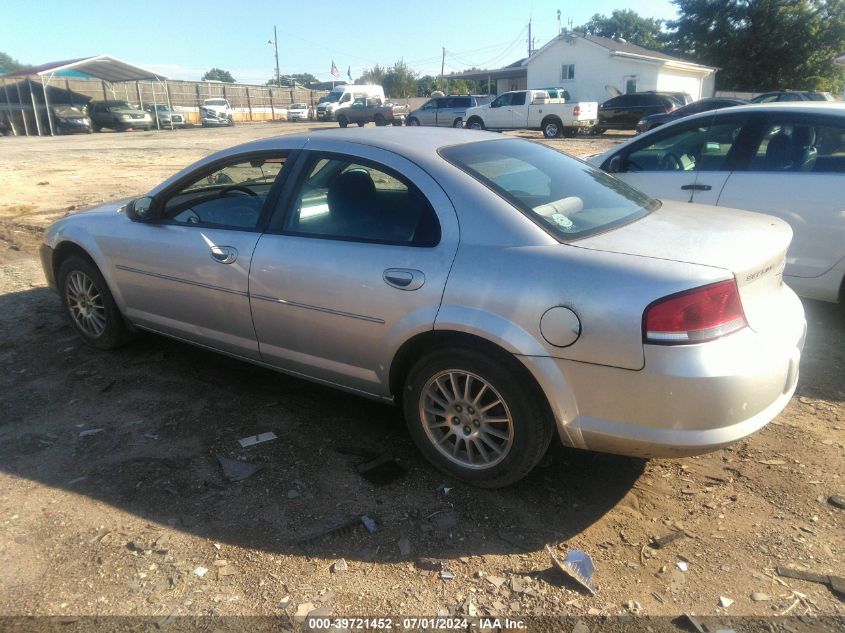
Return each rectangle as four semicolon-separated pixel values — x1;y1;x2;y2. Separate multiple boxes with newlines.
316;84;386;121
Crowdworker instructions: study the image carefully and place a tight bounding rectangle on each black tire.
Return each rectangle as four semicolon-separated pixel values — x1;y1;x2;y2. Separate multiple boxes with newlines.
452;118;463;128
338;116;348;128
542;117;562;138
406;117;420;127
392;119;403;126
467;117;484;131
374;114;386;127
402;347;554;488
92;124;101;132
562;127;577;138
228;116;235;127
357;121;366;127
58;255;133;350
592;126;606;136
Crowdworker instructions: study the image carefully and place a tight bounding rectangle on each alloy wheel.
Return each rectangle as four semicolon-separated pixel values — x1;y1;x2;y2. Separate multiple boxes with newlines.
65;270;106;338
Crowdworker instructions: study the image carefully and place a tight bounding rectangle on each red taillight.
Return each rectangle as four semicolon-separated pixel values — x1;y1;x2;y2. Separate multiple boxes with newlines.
573;105;581;116
644;280;747;344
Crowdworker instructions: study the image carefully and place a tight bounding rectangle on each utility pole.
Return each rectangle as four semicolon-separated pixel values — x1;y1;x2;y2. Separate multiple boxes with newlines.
557;9;562;34
269;25;281;87
528;18;532;56
440;47;446;93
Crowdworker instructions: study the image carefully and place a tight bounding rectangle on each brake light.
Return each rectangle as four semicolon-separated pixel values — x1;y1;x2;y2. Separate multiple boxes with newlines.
644;280;747;344
573;105;581;116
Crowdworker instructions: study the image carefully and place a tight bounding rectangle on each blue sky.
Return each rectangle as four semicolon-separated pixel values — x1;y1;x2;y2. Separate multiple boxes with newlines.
2;0;677;84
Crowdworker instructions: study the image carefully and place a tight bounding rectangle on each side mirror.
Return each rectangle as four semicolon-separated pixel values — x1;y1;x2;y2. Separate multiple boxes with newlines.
607;155;622;173
127;196;155;222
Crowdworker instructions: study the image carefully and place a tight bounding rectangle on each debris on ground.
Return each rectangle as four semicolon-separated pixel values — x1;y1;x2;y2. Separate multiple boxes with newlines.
238;431;277;448
331;559;347;574
192;566;208;577
439;569;455;581
79;428;104;437
287;489;301;499
546;546;597;595
719;596;734;608
360;514;378;533
750;592;771;602
650;531;684;549
356;454;407;485
416;558;442;572
677;561;689;572
216;455;262;482
776;565;845;596
398;536;411;557
829;494;845;510
297;516;367;543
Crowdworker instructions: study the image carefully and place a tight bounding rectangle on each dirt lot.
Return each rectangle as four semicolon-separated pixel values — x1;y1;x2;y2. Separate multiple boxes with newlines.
0;123;843;630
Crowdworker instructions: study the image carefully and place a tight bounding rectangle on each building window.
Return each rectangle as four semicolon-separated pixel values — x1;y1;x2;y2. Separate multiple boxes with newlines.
561;64;575;81
624;75;638;93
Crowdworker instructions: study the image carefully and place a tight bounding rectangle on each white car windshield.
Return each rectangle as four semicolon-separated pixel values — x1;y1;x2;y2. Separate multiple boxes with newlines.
441;139;658;241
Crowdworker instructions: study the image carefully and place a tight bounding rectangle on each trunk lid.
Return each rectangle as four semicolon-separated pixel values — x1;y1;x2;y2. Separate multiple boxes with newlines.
573;202;792;333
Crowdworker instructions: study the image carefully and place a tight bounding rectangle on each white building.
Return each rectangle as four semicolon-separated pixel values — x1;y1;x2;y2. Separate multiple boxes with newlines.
450;33;718;102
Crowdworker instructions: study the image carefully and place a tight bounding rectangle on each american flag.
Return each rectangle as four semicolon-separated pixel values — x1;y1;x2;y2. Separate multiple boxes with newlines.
330;61;340;79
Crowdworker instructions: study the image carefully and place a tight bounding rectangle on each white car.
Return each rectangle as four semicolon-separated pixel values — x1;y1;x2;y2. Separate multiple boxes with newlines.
288;103;310;121
201;98;234;126
590;103;845;303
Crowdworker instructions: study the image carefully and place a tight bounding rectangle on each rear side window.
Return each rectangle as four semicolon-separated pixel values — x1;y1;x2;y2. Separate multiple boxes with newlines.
511;92;526;106
441;139;656;241
750;117;845;173
283;156;440;245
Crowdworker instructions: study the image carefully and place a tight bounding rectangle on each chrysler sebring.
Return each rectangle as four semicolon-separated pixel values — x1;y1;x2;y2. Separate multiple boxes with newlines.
40;129;806;487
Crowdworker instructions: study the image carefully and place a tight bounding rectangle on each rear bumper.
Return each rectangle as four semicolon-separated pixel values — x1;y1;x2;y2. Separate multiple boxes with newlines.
521;287;806;458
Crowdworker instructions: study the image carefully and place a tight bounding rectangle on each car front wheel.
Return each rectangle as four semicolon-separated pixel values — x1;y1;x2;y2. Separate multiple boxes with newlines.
403;347;553;488
58;256;133;350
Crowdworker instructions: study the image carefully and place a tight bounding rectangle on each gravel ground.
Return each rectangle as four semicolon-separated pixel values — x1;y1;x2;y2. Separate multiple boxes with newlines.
0;123;843;630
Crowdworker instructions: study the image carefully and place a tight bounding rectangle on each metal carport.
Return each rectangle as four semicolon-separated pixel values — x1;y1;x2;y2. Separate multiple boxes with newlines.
0;55;171;136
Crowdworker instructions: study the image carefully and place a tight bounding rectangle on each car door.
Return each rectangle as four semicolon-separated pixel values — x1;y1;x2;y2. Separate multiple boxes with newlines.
716;111;845;283
509;91;529;128
102;151;294;359
416;99;438;126
249;142;460;397
599;96;623;128
485;93;514;129
436;97;459;127
604;112;749;205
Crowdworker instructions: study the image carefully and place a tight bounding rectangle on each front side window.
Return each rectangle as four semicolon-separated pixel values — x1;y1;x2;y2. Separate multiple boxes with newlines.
441;139;656;241
283;156;440;245
162;156;287;229
491;93;512;108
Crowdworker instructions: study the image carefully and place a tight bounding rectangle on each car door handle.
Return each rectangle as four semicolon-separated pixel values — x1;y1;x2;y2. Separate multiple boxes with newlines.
681;183;712;191
210;245;238;264
383;268;425;291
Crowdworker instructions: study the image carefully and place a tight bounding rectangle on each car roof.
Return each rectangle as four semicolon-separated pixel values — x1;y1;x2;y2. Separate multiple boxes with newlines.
215;127;506;162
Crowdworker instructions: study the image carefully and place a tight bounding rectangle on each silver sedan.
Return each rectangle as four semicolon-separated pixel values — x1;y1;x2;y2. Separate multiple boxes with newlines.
40;128;806;487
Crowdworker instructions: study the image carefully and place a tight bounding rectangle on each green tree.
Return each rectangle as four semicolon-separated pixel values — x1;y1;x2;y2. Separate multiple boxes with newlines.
267;72;319;86
202;68;236;83
668;0;845;92
383;60;418;98
416;75;439;96
358;64;387;86
0;51;25;73
577;9;665;48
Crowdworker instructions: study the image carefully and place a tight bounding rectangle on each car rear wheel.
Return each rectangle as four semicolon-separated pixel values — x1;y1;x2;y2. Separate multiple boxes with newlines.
406;117;420;126
542;117;562;138
338;116;348;128
374;114;386;126
58;256;133;350
403;347;553;488
357;121;366;127
452;118;463;128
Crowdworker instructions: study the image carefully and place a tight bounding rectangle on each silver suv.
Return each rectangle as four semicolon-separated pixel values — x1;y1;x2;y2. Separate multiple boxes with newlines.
406;95;488;128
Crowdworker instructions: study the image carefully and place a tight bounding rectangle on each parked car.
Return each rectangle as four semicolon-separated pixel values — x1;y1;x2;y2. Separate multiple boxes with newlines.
406;95;487;128
144;103;185;128
40;128;805;487
51;105;93;134
751;91;835;103
316;84;385;121
590;102;845;303
595;92;685;133
201;98;234;126
88;100;152;132
337;97;408;127
636;98;747;133
464;89;598;138
288;103;311;122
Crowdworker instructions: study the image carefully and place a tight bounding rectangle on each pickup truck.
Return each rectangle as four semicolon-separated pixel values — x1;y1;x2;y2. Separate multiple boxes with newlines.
336;98;409;128
464;89;598;138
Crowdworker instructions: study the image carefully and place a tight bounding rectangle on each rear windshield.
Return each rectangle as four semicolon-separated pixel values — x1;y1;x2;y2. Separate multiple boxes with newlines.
205;99;228;106
440;139;657;241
